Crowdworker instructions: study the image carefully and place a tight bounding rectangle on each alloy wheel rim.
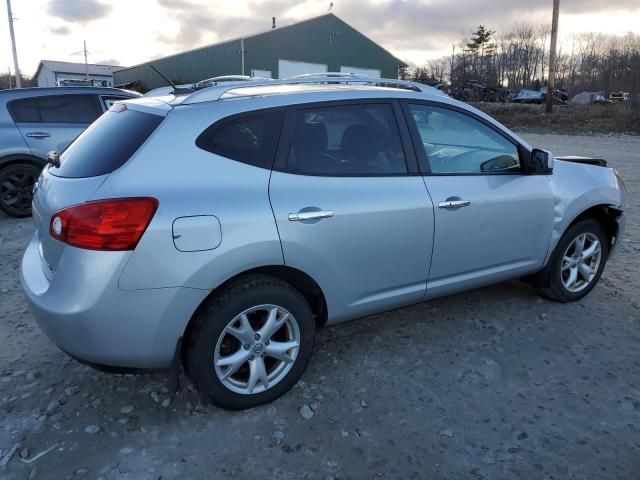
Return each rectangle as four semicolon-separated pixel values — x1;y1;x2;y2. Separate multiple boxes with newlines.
1;171;35;213
213;304;300;395
561;232;602;293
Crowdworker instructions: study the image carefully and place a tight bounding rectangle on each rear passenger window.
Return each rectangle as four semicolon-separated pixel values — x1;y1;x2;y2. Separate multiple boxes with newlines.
196;110;283;169
9;95;101;124
9;98;40;122
286;103;407;175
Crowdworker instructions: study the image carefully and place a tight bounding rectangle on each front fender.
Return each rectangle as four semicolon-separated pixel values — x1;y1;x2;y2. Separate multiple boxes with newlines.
545;160;623;263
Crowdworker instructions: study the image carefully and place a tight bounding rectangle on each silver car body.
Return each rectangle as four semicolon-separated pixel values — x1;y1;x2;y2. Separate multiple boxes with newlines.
21;78;626;369
0;87;139;167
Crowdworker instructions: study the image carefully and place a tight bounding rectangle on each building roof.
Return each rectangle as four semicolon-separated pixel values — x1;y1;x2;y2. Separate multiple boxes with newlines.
34;60;123;79
116;13;407;74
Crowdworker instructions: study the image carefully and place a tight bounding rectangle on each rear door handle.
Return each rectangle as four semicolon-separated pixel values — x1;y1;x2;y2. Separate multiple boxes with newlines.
25;132;50;139
438;199;471;209
288;210;334;221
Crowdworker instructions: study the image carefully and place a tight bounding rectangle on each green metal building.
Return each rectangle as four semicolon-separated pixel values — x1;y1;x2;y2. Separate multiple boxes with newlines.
113;14;406;90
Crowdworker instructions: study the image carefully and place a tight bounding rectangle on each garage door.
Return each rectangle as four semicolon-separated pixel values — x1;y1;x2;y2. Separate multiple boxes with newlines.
251;69;272;79
278;60;328;79
340;66;381;78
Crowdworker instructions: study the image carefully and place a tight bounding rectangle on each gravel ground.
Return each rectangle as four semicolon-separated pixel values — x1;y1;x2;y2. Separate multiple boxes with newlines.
1;133;638;480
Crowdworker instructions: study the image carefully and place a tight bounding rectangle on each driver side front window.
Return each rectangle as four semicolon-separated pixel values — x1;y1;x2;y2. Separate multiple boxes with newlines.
408;104;520;174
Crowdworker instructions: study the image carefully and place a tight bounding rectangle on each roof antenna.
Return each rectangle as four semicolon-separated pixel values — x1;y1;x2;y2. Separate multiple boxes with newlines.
148;64;193;94
329;2;334;12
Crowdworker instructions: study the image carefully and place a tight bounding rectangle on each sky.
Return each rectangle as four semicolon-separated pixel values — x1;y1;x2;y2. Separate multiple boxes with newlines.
1;0;639;77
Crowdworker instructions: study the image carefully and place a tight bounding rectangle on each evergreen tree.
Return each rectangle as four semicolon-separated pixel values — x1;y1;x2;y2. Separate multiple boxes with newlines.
465;25;496;82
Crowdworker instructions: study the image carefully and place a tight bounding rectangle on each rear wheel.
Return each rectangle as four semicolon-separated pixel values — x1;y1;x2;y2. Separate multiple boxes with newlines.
536;219;608;302
185;274;315;409
0;163;41;217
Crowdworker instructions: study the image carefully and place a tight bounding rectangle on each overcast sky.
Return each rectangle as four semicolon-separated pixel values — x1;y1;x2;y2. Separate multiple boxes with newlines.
2;0;639;76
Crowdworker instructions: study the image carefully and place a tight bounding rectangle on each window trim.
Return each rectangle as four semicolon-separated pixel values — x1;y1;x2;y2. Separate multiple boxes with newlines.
273;98;420;177
400;100;529;176
195;106;285;170
8;94;102;125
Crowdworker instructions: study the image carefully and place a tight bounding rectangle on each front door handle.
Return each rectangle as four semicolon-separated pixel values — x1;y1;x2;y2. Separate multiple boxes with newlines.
288;210;334;222
25;132;50;139
438;199;471;209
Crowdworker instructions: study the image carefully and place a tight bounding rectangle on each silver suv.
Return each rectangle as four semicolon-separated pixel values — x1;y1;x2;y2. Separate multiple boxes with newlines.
20;75;626;409
0;87;139;217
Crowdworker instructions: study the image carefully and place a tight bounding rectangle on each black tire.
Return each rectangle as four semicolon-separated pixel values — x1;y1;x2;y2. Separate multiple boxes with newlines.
185;274;315;410
536;219;609;302
0;163;41;217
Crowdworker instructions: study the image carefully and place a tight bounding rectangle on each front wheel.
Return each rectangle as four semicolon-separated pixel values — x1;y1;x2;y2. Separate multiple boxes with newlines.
0;163;41;217
536;219;609;302
185;274;315;410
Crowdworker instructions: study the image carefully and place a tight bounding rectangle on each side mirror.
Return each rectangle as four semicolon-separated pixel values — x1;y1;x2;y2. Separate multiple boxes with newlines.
530;148;553;174
480;155;520;172
46;151;60;168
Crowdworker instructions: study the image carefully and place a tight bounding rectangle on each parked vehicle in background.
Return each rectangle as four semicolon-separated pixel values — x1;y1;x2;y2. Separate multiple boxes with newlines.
593;92;610;104
610;91;630;102
0;87;140;217
570;91;609;105
21;75;626;409
511;89;544;104
450;80;509;103
511;88;568;104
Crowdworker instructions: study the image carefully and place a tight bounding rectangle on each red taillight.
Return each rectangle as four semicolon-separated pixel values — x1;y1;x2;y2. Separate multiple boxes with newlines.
49;197;158;251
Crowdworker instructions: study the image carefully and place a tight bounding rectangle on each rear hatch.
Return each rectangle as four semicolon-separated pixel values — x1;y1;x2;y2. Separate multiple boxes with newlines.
32;100;167;275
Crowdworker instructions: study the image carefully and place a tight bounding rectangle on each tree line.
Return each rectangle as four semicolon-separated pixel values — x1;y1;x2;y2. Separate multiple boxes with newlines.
0;73;34;89
409;24;640;96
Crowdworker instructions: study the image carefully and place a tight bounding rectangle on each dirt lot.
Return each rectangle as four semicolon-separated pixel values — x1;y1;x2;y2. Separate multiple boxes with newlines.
1;133;639;480
472;102;640;135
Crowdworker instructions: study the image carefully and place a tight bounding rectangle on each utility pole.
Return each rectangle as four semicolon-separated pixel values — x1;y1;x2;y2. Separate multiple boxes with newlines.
5;0;21;88
546;0;560;113
84;40;89;80
8;67;12;88
240;38;245;76
450;44;455;84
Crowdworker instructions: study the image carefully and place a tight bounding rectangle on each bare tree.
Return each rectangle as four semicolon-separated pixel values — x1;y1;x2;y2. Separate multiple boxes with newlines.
422;24;639;98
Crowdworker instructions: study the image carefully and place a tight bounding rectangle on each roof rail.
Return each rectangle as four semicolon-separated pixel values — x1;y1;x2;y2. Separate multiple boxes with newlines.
288;72;375;79
181;74;441;105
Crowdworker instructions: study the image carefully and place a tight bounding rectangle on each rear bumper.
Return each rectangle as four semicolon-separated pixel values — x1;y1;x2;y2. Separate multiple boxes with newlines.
20;232;207;369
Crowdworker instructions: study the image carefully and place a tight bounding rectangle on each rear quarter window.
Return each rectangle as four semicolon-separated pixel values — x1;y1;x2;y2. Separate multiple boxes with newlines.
52;108;163;178
196;109;283;169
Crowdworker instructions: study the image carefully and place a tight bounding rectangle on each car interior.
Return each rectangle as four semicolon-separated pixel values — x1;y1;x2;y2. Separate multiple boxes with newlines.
410;105;521;174
287;106;408;175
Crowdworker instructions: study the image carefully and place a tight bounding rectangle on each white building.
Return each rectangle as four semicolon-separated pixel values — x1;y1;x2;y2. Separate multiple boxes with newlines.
34;60;122;88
